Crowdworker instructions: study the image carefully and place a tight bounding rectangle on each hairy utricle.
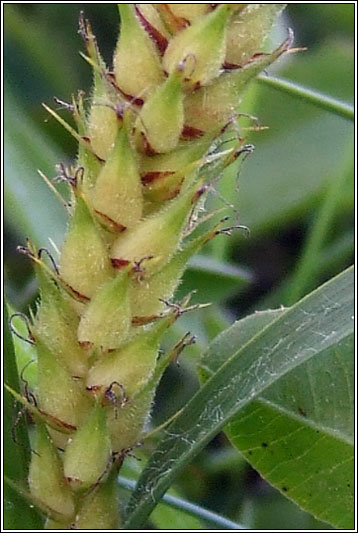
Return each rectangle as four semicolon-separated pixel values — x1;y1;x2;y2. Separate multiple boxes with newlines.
21;4;289;529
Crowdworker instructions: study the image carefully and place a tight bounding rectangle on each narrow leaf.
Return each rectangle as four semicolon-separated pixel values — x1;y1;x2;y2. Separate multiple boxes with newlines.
124;267;354;529
4;87;66;246
201;310;354;528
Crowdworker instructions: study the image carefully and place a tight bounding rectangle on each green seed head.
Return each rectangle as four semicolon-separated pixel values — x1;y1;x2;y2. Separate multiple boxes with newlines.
24;4;289;527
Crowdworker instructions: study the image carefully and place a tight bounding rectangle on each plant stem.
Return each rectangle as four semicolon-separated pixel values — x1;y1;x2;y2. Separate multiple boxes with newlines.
119;477;246;530
257;75;354;121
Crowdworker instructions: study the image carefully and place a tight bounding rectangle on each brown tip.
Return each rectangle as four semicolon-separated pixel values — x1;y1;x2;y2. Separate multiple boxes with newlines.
141;171;174;185
135;5;169;55
157;5;189;32
86;385;102;395
64;283;91;303
131;314;160;326
138;131;159;156
181;125;205;140
94;210;127;234
79;341;93;350
111;258;130;270
106;73;145;106
38;409;77;433
192;185;208;203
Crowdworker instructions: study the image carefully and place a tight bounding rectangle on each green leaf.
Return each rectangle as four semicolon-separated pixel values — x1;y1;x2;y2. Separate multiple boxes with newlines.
181;256;252;303
201;311;354;529
282;138;354;305
4;302;43;529
124;267;354;529
234;41;354;236
227;337;354;528
237;115;353;235
4;5;80;98
4;86;66;246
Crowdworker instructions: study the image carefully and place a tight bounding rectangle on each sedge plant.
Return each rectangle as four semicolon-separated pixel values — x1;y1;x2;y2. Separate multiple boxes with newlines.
8;4;293;529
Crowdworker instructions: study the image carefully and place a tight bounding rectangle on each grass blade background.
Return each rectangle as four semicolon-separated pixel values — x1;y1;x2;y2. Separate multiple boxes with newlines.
124;267;354;529
4;88;66;247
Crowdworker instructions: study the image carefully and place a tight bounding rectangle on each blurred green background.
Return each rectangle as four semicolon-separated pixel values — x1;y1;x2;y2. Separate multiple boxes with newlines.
4;4;354;530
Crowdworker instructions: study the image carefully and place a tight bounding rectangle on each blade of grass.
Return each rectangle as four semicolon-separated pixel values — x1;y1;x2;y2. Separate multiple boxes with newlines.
257;75;354;121
256;228;354;312
4;5;77;96
4;86;66;246
284;139;354;305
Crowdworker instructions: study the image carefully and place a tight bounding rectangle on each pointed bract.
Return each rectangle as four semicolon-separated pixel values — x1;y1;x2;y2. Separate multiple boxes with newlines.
135;67;185;154
184;36;291;131
77;268;131;351
111;184;204;275
86;315;173;397
109;387;155;452
86;29;120;160
29;424;75;519
36;338;89;428
114;4;164;99
34;268;88;377
60;195;113;299
64;404;112;490
130;227;217;318
225;4;286;66
88;102;119;162
163;5;233;88
92;115;143;230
